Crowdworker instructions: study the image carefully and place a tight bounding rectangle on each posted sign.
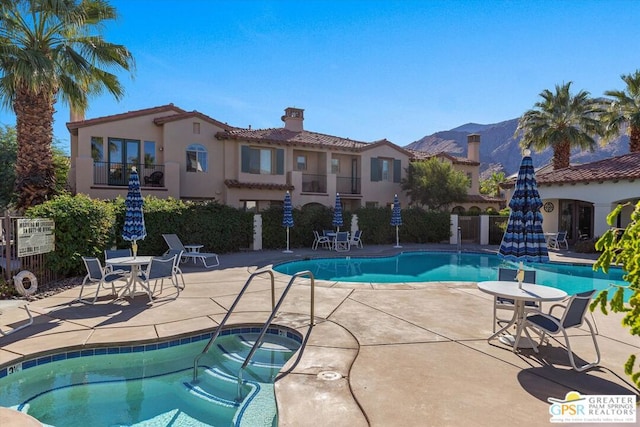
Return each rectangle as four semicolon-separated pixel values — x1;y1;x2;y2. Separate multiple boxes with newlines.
17;218;55;257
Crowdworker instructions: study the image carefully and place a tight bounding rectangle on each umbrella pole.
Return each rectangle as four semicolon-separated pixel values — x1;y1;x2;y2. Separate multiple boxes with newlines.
394;225;402;248
283;227;293;254
132;241;138;258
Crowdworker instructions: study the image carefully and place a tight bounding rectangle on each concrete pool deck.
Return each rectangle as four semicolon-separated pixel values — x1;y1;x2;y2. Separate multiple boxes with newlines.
0;244;638;426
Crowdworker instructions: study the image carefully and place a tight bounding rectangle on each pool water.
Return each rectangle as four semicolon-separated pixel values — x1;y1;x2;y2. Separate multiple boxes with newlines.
274;251;630;297
0;328;301;426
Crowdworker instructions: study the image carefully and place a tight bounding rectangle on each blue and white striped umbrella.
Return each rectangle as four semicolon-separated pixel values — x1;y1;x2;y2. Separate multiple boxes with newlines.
391;194;402;248
332;193;344;231
391;194;402;227
122;167;146;256
282;191;294;228
282;191;294;253
498;154;549;263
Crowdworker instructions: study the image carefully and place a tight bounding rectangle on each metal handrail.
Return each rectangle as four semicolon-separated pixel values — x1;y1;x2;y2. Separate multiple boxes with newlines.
192;269;276;382
236;270;315;400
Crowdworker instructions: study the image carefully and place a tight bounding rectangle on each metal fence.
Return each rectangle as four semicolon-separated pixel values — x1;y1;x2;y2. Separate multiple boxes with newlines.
93;162;165;186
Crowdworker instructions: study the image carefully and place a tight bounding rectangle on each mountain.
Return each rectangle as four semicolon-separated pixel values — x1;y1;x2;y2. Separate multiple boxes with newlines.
405;119;630;177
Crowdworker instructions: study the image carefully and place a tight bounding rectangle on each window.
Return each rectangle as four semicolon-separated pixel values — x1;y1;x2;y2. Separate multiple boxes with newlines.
144;141;156;167
297;155;307;171
331;158;340;174
371;157;401;182
365;201;379;208
241;146;284;175
186;144;207;172
91;137;104;162
193;122;200;134
466;172;473;188
244;201;257;212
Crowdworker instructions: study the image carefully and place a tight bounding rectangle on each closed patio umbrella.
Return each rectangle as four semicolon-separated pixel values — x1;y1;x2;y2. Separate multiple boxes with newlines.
332;193;343;232
498;150;549;286
282;191;294;253
391;194;402;248
122;167;147;258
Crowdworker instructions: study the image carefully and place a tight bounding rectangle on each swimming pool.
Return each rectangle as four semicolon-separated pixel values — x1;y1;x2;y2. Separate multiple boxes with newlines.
0;326;301;426
274;251;629;297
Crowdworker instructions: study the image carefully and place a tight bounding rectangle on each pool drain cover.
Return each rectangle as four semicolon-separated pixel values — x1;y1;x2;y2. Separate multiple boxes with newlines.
317;371;342;381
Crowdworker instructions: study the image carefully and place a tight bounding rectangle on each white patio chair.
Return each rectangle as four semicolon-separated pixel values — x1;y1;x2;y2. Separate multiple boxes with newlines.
493;268;538;332
522;290;600;372
350;230;363;248
163;249;185;289
104;248;133;274
78;257;128;305
0;299;33;336
548;231;569;250
312;230;331;250
162;234;219;268
334;231;350;252
140;255;179;299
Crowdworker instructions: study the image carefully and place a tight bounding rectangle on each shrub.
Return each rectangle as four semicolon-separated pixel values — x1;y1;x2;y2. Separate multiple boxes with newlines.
27;194;115;276
0;276;19;299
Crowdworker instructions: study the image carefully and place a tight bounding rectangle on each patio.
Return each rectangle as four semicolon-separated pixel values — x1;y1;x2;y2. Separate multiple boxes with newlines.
0;244;638;426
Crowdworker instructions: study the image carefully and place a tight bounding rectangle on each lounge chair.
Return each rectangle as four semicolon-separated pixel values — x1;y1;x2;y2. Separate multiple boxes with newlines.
77;257;128;305
493;268;538;332
548;231;569;250
162;234;219;268
0;299;33;336
522;290;600;372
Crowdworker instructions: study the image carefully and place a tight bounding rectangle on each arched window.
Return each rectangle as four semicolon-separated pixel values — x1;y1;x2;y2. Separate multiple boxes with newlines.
452;206;465;214
186;144;207;172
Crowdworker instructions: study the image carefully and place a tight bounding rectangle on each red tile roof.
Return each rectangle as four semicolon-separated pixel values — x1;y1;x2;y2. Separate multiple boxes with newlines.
216;128;369;152
153;111;234;130
535;152;640;185
66;104;185;132
407;148;479;165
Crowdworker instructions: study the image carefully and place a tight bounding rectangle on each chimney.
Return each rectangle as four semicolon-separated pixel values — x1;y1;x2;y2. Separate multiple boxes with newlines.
467;134;480;162
281;107;304;132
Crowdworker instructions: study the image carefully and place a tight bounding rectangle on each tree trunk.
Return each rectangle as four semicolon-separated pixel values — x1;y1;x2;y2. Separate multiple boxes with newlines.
552;140;571;169
13;87;56;211
630;125;640;153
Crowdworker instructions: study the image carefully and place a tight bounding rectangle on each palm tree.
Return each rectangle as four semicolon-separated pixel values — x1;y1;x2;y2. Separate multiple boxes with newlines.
603;70;640;153
515;82;604;170
0;0;135;210
480;171;506;197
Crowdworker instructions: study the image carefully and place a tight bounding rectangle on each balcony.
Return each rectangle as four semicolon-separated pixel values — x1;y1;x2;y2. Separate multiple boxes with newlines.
301;174;327;193
336;176;361;195
93;162;165;187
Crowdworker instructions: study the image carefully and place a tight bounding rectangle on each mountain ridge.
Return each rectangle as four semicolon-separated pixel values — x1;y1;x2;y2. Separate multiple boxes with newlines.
404;118;630;177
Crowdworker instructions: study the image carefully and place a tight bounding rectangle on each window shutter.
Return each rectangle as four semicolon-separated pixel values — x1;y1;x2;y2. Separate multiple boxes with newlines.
393;159;401;183
370;158;380;182
276;149;284;175
241;146;250;173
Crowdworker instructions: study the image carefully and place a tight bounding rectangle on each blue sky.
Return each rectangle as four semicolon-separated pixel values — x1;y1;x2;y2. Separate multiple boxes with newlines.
2;0;639;153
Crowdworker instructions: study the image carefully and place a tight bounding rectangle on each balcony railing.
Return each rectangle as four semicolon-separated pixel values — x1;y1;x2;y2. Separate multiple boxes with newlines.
301;174;327;193
93;162;165;187
336;176;361;195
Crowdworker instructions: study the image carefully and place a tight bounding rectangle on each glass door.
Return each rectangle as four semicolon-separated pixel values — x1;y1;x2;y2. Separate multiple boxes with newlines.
108;138;140;186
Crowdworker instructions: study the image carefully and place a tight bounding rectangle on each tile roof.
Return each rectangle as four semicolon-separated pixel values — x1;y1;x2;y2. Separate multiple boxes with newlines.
153;111;234;130
534;152;640;185
216;128;369;152
465;194;505;204
66;104;185;132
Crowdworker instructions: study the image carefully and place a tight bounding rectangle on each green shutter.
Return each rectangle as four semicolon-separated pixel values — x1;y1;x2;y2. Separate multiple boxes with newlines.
370;158;380;182
393;159;401;183
276;148;284;175
241;146;250;172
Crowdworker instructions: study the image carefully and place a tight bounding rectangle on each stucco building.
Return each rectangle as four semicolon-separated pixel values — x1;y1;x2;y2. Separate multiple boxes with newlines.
67;105;502;212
